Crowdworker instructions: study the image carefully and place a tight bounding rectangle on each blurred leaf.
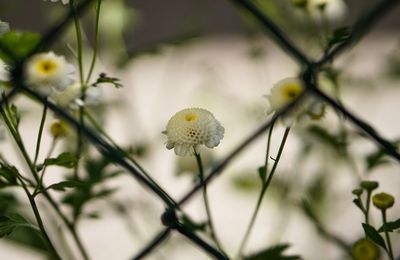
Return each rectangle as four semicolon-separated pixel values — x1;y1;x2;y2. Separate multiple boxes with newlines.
378;218;400;233
362;223;386;250
326;27;351;50
244;243;301;260
306;126;348;156
181;214;207;232
46;180;83;192
258;166;266;181
365;141;399;171
10;104;21;128
0;214;35;238
232;174;261;191
43;152;78;168
0;31;40;62
92;73;123;88
0;164;18;188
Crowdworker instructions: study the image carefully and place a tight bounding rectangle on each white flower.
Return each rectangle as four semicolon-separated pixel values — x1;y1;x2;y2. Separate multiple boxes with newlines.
308;0;347;21
0;20;10;35
43;0;69;5
51;82;102;108
164;108;224;156
24;52;75;95
266;77;325;124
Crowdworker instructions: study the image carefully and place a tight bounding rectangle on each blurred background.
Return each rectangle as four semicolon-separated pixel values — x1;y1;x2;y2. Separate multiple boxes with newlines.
1;0;400;259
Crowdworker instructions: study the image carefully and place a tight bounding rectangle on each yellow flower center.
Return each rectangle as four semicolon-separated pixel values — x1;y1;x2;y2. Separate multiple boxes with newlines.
185;113;197;122
282;83;303;100
36;59;58;75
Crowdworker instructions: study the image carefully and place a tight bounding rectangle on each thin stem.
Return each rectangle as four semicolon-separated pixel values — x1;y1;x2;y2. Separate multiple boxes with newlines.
194;151;227;256
34;100;48;166
132;228;171;260
365;191;371;225
16;176;61;259
70;0;85;84
382;210;394;260
263;120;275;181
237;127;290;257
86;0;102;84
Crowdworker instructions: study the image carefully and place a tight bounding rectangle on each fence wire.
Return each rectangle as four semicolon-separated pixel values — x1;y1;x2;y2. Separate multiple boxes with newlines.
0;0;399;259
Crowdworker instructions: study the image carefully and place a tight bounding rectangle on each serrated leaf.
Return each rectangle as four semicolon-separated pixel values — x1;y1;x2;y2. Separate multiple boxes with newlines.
0;31;40;62
362;223;386;250
244;243;301;260
181;214;207;232
46;181;83;192
0;214;35;238
378;218;400;232
43;152;78;168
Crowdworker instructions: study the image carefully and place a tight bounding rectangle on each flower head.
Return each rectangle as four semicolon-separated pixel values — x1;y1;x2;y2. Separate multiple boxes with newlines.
24;52;75;95
373;192;395;210
164;108;224;156
352;239;380;260
50;82;103;108
266;77;325;124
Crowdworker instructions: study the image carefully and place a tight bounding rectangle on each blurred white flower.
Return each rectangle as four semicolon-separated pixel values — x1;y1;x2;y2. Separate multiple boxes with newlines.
51;82;102;108
0;20;10;35
266;77;325;124
164;108;224;157
308;0;347;21
24;52;75;95
43;0;69;5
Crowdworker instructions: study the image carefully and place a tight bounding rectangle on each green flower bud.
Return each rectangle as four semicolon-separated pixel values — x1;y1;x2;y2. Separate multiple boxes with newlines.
291;0;308;8
352;188;363;196
372;192;395;210
360;181;379;192
352;239;380;260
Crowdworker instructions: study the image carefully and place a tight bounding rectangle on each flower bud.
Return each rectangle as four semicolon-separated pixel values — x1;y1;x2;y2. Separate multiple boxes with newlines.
352;239;380;260
50;121;68;138
372;192;395;210
352;188;363;196
360;181;379;192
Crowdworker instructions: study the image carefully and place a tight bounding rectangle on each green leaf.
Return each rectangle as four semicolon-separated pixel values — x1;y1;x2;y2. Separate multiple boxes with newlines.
326;27;351;50
232;175;261;191
0;214;35;238
378;218;400;233
364;141;400;171
46;181;83;192
306;126;348;156
244;243;301;260
10;104;21;128
0;164;18;188
0;31;41;62
92;73;123;88
43;152;78;168
362;223;386;250
181;214;207;232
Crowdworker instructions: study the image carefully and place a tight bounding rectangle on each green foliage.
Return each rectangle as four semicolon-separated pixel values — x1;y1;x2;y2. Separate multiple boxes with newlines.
61;156;122;220
0;163;18;188
326;27;351;51
364;141;400;171
232;174;261;192
378;218;400;233
46;180;83;192
0;214;35;238
244;243;301;260
362;223;386;250
92;73;123;88
43;152;78;169
0;31;40;62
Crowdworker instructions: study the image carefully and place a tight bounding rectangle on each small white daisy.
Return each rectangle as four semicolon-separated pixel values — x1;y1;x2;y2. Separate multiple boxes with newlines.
266;77;325;124
164;108;224;156
51;82;102;108
24;52;75;95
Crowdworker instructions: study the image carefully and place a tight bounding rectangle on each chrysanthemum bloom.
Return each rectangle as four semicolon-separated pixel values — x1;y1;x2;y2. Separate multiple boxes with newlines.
266;77;325;124
351;239;380;260
164;108;224;156
24;52;75;95
43;0;69;4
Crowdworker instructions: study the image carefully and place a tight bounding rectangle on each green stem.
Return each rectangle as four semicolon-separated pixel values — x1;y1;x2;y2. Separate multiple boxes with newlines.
34;101;48;166
70;0;84;84
382;210;394;260
365;191;371;225
16;176;61;259
237;127;290;257
85;0;102;84
194;151;227;257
